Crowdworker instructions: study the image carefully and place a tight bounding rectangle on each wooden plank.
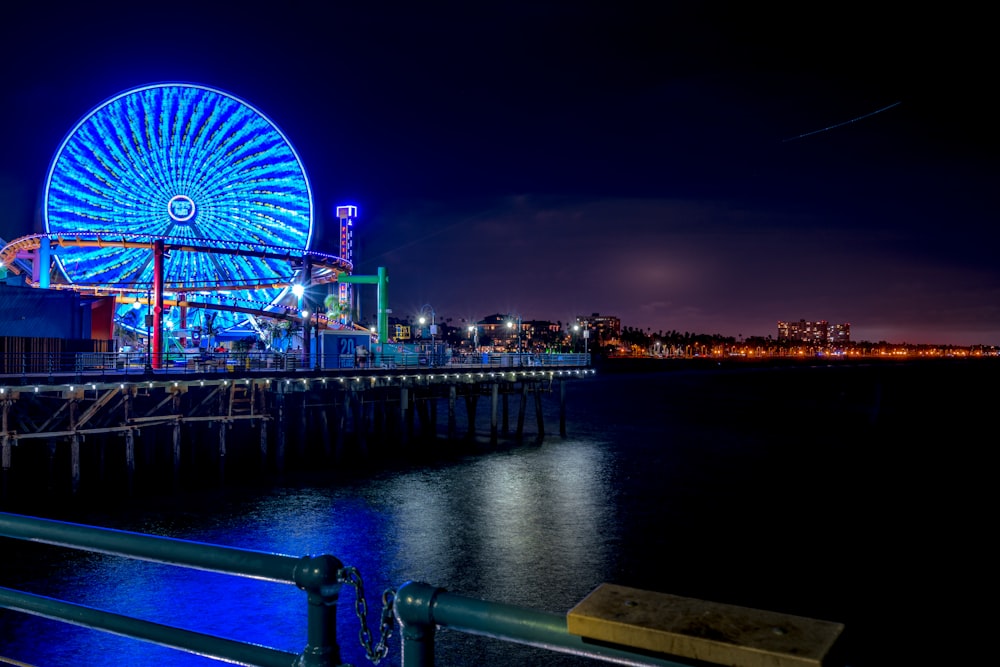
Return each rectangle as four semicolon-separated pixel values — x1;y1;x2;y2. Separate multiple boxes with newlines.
567;584;843;667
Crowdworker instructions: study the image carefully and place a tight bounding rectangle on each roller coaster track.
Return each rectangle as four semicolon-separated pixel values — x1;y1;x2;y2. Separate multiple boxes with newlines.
0;231;388;346
0;231;351;293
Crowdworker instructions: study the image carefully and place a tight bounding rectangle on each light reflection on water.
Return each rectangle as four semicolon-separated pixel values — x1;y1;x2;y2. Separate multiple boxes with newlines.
1;436;616;666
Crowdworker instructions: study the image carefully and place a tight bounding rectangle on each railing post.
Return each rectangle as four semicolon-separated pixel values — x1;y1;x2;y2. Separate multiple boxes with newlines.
394;581;441;667
293;554;345;667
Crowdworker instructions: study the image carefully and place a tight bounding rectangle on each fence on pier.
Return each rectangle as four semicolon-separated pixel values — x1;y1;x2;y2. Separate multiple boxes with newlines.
0;348;591;381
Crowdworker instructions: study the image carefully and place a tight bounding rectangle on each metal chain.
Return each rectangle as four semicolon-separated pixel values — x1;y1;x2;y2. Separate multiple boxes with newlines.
339;566;397;665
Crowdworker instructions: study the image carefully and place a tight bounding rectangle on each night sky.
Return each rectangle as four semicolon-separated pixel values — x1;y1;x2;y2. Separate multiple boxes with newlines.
1;3;995;345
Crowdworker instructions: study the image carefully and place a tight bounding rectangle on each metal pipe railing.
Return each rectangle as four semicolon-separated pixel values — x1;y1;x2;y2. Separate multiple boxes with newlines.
0;351;593;380
0;512;345;667
393;581;689;667
1;514;694;667
0;586;298;667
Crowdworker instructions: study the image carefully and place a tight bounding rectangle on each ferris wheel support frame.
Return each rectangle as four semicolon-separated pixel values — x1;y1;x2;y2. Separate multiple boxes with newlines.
153;239;165;370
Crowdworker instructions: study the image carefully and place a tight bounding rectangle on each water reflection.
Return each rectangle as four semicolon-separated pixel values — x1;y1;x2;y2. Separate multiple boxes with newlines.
2;438;614;666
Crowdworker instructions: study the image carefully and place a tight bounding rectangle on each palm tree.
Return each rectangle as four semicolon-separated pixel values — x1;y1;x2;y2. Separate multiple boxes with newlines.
323;295;348;325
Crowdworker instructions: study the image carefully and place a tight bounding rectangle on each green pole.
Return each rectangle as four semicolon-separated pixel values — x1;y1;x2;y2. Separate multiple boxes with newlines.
339;267;389;343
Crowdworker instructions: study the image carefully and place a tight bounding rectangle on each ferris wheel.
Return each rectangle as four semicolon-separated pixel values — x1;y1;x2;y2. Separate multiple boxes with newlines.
43;82;314;342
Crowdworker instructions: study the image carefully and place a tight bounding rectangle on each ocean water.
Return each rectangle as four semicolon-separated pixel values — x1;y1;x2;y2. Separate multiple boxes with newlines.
1;359;994;666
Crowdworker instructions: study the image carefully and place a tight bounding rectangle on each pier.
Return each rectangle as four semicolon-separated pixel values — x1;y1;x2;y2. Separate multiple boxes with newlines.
0;353;593;500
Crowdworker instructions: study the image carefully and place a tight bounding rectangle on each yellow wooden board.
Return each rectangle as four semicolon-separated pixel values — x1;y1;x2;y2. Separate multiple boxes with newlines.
567;584;843;667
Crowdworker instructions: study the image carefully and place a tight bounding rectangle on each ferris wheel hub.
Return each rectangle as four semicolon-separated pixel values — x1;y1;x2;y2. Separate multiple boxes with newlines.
167;195;196;223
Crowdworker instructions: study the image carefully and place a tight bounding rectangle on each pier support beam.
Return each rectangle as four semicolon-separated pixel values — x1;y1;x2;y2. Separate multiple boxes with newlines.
447;385;457;441
464;392;478;441
69;399;80;495
353;391;366;454
1;400;11;498
429;394;438;441
535;383;545;440
490;383;499;445
502;390;510;436
172;391;182;490
260;416;269;469
125;429;135;497
516;383;528;439
399;386;409;447
172;420;181;491
218;421;227;486
276;389;286;474
559;379;567;437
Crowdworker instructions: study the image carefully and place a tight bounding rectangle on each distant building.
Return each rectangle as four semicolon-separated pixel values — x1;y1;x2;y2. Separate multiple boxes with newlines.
576;313;621;347
828;322;851;345
777;320;850;344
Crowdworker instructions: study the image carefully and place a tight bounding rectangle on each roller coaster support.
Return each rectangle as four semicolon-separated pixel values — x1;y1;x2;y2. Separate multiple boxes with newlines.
340;266;389;344
37;237;51;288
302;256;314;368
152;239;165;370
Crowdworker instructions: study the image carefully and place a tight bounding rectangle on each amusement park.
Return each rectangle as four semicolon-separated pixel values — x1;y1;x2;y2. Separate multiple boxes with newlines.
0;80;593;378
0;83;412;374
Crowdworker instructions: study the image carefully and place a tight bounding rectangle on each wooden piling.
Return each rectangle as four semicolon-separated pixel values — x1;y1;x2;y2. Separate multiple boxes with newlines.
399;386;409;447
559;379;567;437
516;382;528;438
534;382;544;439
490;383;499;445
447;385;457;441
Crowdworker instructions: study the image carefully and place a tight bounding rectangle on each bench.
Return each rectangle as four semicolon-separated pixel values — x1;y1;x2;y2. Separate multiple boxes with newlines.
567;584;844;667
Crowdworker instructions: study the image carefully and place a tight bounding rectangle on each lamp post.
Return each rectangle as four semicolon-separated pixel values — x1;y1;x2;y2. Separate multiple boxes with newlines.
506;314;522;365
419;304;436;366
293;283;307;366
144;286;153;374
468;325;479;353
572;322;589;355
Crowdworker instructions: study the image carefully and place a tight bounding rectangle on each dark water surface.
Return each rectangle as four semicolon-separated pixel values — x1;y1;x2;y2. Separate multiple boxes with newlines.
1;359;994;666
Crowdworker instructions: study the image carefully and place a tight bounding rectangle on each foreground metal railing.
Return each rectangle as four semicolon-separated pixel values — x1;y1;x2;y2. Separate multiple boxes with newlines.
0;512;347;667
0;513;695;667
391;582;692;667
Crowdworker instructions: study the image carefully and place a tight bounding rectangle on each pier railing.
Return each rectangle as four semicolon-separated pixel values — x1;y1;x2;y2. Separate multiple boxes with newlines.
0;350;590;380
0;512;814;667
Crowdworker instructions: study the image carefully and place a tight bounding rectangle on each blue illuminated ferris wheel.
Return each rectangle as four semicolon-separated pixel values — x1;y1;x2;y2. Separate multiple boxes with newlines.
43;82;314;340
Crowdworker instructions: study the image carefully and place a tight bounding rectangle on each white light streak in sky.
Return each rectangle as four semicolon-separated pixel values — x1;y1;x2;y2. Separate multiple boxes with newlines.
783;101;902;142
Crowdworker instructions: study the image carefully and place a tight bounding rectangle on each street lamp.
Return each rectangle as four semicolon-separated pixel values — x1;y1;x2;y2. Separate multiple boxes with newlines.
418;304;437;365
506;314;522;363
572;322;589;355
468;324;479;352
293;283;309;365
144;286;153;374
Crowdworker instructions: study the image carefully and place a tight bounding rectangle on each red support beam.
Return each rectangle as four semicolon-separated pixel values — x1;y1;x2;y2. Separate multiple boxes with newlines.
152;239;164;370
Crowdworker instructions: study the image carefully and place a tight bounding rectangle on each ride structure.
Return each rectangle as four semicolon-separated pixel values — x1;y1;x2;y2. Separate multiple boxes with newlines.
0;82;382;367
